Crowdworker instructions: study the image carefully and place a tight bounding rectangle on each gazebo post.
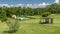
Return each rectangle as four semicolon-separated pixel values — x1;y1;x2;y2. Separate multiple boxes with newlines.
40;17;53;24
51;18;53;24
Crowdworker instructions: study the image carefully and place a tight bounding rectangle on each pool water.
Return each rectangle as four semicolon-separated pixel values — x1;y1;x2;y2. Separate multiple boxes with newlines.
16;17;30;20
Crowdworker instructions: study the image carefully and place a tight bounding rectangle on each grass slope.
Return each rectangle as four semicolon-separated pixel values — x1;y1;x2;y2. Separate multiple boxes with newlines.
0;14;60;34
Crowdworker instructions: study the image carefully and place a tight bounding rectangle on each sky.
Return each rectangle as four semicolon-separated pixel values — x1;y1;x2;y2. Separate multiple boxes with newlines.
0;0;56;5
0;0;60;8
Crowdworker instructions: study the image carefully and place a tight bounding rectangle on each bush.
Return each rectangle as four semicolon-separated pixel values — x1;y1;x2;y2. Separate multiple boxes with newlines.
41;12;51;17
0;10;7;22
6;19;20;33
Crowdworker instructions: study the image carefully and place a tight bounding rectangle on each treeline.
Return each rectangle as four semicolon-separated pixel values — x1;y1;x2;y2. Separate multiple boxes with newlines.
0;3;60;21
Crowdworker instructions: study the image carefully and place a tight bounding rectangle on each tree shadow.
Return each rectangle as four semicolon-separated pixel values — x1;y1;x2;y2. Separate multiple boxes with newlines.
3;30;17;33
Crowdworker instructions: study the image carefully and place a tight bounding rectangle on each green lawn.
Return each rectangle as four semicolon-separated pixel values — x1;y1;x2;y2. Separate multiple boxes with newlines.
0;14;60;34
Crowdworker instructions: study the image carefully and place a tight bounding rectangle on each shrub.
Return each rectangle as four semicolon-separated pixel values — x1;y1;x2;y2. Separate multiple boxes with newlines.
0;10;7;22
6;19;20;33
41;12;51;17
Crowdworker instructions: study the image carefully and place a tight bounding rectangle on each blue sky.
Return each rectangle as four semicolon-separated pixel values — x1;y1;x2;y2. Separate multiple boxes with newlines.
0;0;58;5
0;0;60;8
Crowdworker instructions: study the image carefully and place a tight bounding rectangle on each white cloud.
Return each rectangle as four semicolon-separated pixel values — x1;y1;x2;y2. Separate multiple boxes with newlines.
15;4;24;7
26;2;50;8
54;0;59;3
37;2;49;8
0;2;50;8
10;5;14;7
0;4;10;7
26;4;32;8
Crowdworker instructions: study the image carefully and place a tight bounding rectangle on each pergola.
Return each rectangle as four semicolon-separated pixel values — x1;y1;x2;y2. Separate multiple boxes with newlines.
40;17;53;24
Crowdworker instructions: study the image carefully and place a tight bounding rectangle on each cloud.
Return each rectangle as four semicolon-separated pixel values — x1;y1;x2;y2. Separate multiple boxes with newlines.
0;2;50;8
26;4;32;8
0;4;10;7
0;4;24;8
54;0;59;3
10;5;14;7
15;4;24;7
26;2;50;8
37;2;50;8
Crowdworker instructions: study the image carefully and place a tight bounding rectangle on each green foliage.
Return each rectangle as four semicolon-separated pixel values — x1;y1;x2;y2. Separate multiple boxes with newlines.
41;12;51;17
0;3;60;19
0;8;7;22
6;19;20;33
0;15;60;34
46;3;60;14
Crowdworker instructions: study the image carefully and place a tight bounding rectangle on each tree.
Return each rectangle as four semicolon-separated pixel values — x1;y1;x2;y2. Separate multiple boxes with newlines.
46;3;60;14
5;19;20;33
0;7;7;22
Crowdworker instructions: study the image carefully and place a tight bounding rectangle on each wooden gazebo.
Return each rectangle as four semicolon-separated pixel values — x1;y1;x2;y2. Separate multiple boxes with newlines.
39;17;53;24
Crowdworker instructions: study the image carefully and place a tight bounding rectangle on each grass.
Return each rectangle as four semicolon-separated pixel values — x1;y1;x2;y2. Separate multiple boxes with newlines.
0;14;60;34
